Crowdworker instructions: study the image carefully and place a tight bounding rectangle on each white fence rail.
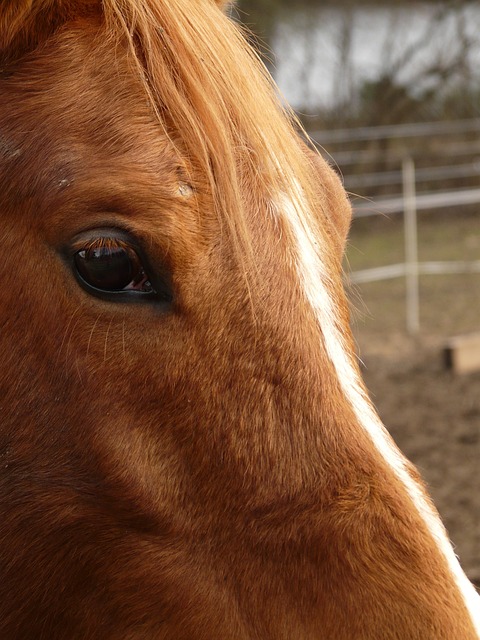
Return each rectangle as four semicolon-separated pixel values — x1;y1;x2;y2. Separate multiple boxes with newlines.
350;261;480;284
312;118;480;144
354;187;480;217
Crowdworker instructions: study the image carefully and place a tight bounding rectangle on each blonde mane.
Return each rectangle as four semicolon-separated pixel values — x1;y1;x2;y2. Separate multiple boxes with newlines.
101;0;331;273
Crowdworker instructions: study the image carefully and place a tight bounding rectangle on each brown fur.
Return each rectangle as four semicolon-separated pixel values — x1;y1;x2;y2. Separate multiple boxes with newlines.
0;1;477;638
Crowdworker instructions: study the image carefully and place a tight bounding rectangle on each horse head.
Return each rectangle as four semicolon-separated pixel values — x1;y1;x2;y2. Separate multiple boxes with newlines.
0;1;478;638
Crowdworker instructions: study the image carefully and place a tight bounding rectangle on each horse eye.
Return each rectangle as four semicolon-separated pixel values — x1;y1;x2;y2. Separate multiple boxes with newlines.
73;241;154;295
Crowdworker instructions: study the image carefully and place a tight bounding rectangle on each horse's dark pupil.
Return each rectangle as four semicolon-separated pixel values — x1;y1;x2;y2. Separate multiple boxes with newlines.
75;247;133;291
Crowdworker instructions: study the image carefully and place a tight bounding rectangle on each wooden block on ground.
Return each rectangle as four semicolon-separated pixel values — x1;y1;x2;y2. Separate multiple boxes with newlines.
444;333;480;374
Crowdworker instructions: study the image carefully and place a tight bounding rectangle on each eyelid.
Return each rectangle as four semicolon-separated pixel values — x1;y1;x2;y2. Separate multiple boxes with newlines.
69;227;141;256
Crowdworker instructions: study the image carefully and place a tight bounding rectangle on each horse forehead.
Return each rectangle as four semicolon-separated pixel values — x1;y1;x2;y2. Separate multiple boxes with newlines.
2;36;148;136
0;33;187;205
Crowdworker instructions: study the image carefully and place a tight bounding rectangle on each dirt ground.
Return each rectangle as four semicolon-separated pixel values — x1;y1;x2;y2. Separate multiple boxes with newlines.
350;307;480;590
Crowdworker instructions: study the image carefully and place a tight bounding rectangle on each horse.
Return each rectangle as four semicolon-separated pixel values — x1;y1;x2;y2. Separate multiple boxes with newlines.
0;1;478;638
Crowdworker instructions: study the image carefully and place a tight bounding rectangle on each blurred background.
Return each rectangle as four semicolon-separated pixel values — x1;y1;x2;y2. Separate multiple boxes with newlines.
235;0;480;588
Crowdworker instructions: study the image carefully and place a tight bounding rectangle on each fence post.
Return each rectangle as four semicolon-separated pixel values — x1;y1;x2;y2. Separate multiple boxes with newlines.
403;157;420;335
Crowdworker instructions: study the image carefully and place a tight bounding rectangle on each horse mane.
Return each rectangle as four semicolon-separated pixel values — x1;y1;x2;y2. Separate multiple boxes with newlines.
101;0;334;274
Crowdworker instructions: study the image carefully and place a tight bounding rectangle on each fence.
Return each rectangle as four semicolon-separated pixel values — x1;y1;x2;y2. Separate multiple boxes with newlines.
310;119;480;334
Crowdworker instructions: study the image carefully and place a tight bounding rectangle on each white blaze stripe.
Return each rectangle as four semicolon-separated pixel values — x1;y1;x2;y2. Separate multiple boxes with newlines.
279;191;480;636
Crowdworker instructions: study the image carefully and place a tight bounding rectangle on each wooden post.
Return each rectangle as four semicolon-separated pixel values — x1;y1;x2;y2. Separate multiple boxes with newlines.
403;157;420;335
444;333;480;374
